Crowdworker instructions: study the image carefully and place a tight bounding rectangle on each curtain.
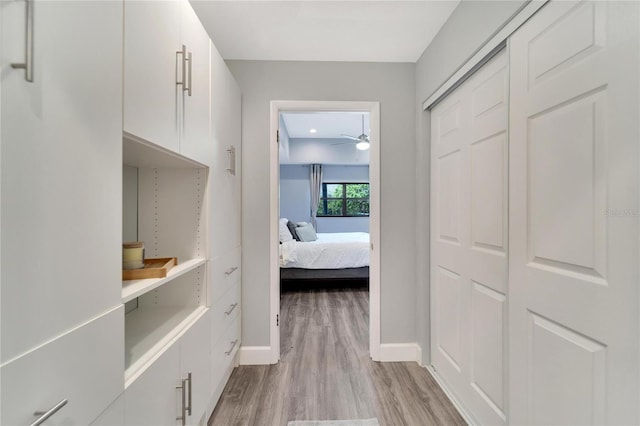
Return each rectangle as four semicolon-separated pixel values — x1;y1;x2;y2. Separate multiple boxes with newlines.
310;164;323;230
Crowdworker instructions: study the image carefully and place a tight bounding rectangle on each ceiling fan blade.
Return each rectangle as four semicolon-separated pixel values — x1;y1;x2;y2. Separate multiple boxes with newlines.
331;141;356;146
340;134;360;141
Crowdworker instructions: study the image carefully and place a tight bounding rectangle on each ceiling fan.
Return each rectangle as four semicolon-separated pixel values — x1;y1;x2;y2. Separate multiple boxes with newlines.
333;114;370;150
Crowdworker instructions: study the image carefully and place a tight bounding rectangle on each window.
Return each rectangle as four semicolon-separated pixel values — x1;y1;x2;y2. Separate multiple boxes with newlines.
317;183;369;217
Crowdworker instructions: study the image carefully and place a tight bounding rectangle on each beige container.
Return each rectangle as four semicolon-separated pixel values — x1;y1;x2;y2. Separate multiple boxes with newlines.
123;242;145;270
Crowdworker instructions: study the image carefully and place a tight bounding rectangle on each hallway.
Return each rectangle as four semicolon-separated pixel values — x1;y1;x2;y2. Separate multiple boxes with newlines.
209;288;465;425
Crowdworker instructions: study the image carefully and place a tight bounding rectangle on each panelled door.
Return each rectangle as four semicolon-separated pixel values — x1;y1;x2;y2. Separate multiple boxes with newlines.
430;49;509;425
509;1;639;424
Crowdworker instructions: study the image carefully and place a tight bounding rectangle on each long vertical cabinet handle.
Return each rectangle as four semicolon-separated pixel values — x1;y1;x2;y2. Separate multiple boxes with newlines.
31;399;68;426
226;146;236;175
176;378;187;426
186;372;192;416
176;45;187;89
10;0;34;82
186;51;193;97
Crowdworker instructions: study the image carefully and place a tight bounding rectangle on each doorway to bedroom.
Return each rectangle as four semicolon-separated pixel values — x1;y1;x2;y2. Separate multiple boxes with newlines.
269;101;381;363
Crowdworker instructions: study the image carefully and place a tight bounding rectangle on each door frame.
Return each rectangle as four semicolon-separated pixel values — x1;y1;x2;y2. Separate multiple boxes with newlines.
269;100;381;363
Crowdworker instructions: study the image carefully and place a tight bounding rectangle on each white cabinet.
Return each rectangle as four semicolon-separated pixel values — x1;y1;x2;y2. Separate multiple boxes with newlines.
210;316;241;410
123;4;242;423
1;0;123;363
180;3;212;165
124;311;211;426
1;1;124;424
179;311;212;426
1;307;124;426
122;135;209;386
123;0;180;153
124;0;211;163
206;45;243;414
124;337;181;426
209;47;242;258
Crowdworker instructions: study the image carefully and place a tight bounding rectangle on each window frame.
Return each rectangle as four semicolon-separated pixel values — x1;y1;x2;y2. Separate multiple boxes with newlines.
317;182;370;218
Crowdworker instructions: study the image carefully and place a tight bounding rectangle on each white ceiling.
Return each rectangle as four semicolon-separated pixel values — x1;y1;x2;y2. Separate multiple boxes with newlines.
191;0;460;62
281;111;370;139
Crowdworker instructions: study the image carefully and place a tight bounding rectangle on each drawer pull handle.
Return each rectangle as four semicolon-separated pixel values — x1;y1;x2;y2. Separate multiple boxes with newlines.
176;378;187;426
224;266;238;276
31;399;68;426
176;45;187;90
224;303;239;316
226;146;236;175
11;0;34;82
186;51;193;96
185;372;192;416
225;339;238;356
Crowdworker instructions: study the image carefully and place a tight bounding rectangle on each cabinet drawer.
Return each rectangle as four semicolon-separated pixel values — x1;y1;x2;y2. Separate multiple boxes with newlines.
1;307;124;426
211;316;240;388
210;246;241;302
211;282;241;344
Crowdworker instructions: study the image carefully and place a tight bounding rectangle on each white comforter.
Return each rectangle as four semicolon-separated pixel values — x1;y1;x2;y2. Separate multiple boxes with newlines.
280;232;370;269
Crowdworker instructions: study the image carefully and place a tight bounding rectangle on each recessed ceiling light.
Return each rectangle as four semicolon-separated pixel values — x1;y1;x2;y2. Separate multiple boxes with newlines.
309;128;317;133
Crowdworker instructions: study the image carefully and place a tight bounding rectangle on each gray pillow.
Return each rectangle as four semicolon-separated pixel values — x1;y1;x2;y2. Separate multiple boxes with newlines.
295;225;317;242
287;220;300;241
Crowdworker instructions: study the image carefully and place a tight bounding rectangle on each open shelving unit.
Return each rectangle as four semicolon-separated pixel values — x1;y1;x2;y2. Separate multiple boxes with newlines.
122;258;206;303
122;133;209;386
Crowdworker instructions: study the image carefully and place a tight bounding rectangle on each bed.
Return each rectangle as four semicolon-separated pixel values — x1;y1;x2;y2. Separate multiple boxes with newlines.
280;232;370;283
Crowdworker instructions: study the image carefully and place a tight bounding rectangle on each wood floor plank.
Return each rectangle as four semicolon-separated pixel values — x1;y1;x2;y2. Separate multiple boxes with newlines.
209;288;465;426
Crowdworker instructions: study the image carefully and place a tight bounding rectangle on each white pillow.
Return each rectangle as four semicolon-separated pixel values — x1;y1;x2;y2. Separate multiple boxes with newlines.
279;218;293;242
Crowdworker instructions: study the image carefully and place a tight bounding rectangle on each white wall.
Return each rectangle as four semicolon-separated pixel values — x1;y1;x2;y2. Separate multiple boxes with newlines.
414;0;527;364
280;164;370;233
278;114;290;161
282;138;370;165
229;60;416;347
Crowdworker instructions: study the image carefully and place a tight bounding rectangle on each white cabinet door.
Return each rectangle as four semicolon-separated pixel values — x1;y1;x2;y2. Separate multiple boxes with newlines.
179;312;211;426
509;1;639;424
1;0;122;361
209;46;243;258
124;342;181;426
125;312;210;426
180;1;212;166
124;0;181;152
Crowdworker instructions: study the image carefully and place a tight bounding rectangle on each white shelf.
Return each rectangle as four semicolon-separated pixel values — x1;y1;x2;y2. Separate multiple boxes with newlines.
123;132;207;169
124;305;208;388
122;258;207;303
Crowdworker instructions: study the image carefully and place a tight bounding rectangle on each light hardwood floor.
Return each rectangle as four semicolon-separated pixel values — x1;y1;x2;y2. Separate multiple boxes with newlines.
208;287;465;426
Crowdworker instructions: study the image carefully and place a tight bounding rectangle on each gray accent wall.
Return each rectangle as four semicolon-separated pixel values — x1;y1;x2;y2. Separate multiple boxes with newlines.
414;1;527;364
280;164;370;233
229;60;416;347
279;165;310;225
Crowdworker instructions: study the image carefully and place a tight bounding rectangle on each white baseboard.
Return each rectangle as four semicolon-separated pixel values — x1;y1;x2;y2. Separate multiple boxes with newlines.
379;343;422;363
425;365;477;425
238;346;272;365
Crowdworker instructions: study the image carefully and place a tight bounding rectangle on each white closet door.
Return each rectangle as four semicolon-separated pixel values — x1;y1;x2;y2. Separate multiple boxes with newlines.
1;0;122;361
509;1;639;424
430;50;508;425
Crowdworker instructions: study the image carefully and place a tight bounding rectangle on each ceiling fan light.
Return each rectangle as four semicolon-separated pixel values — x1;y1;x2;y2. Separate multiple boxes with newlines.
356;140;370;150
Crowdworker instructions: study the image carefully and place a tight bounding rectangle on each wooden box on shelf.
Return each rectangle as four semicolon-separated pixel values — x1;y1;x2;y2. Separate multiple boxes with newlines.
122;257;177;280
